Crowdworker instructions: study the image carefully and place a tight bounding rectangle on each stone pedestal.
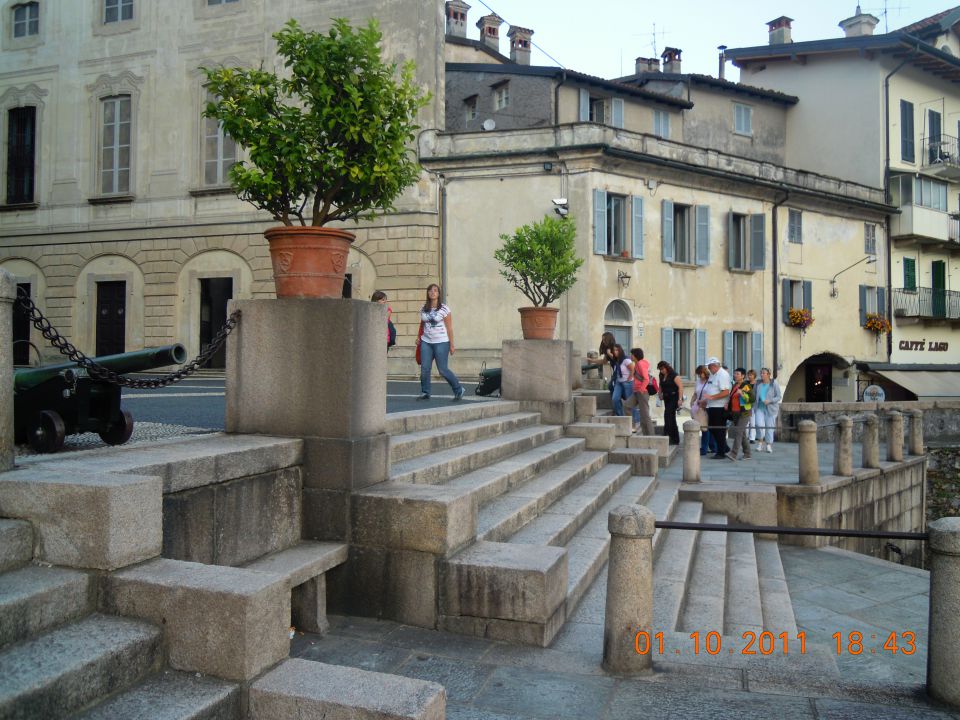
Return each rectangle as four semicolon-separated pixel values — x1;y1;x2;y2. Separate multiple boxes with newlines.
862;413;880;469
226;299;389;541
502;340;574;424
682;420;701;483
927;517;960;709
833;416;853;477
797;420;819;485
887;411;904;462
909;410;925;456
0;269;14;472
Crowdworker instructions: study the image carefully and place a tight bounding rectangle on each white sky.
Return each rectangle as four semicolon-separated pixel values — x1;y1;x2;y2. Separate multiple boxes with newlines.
464;1;955;81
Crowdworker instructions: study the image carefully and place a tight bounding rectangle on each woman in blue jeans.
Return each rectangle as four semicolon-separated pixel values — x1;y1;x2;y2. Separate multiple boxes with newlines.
416;283;464;401
610;344;633;417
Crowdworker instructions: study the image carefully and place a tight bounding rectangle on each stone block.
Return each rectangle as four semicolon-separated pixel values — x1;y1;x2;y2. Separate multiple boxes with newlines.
302;434;389;491
226;299;386;439
573;394;596;421
249;659;445;720
440;541;566;624
518;399;574;425
303;488;351;542
0;519;32;573
679;483;778;528
593;415;632;437
626;434;669;456
104;558;289;682
609;448;658;477
292;574;329;635
565;422;615;451
0;468;161;570
501;340;573;403
570;352;582;391
438;603;566;647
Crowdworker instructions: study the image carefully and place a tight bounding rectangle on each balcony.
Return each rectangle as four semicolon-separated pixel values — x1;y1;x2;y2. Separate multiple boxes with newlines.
890;205;960;254
921;134;960;181
893;287;960;324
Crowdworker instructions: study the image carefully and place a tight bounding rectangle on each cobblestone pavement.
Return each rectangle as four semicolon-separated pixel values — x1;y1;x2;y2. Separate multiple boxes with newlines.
14;422;218;461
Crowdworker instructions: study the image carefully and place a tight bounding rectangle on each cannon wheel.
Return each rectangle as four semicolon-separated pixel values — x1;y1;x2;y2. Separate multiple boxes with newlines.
30;410;66;453
99;409;134;446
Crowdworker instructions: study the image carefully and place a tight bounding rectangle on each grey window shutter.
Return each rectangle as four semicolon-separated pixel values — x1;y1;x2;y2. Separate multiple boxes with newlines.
661;199;674;262
661;327;673;367
631;196;644;259
859;285;868;326
695;329;707;368
782;279;791;324
579;89;590;122
612;98;624;128
727;212;736;270
751;332;763;373
695;205;710;265
802;280;813;313
722;330;734;370
877;287;886;318
594;189;607;254
750;213;766;270
904;258;916;291
901;100;914;162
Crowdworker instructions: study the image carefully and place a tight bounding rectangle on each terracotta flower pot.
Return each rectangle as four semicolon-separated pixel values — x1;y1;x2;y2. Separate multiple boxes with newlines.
264;226;355;298
518;306;559;340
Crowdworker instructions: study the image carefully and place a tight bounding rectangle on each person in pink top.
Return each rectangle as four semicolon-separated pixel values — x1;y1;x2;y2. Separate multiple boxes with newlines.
371;290;396;349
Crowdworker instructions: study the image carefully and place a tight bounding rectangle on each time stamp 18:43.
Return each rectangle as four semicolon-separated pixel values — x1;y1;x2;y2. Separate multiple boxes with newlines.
634;630;918;656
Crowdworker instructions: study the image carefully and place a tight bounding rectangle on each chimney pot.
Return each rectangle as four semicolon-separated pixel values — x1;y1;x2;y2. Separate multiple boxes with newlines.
445;0;471;38
635;56;660;74
476;13;504;54
767;15;794;45
839;7;879;37
507;25;534;65
661;47;682;74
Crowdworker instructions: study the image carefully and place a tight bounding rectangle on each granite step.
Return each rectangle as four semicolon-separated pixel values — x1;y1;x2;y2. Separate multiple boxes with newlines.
74;670;240;720
389;424;565;485
0;520;32;574
677;513;728;633
645;479;681;553
0;613;161;720
0;565;94;649
652;500;704;632
386;400;521;435
755;538;799;635
389;411;542;464
724;532;764;637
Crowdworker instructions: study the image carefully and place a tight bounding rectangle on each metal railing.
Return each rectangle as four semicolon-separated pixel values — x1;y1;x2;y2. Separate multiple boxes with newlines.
922;133;960;168
655;520;927;541
893;286;960;321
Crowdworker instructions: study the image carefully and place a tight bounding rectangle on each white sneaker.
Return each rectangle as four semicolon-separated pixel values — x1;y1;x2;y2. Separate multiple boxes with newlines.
766;444;773;453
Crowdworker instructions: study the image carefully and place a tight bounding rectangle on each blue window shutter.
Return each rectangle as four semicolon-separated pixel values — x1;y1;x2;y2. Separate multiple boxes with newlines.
695;329;707;368
612;98;624;128
750;213;766;270
594;189;607;254
901;100;914;163
579;89;589;122
877;287;886;318
723;330;734;370
661;327;674;367
802;280;813;313
727;212;736;269
859;285;868;326
631;196;644;259
695;205;710;265
661;199;674;262
751;332;763;373
904;258;916;291
782;279;791;324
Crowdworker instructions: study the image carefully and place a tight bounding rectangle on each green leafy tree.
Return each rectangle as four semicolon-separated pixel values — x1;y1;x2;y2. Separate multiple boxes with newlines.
494;215;584;307
201;18;430;226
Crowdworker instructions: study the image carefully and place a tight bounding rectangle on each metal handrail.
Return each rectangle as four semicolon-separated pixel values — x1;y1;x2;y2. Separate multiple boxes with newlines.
893;287;960;321
655;520;927;541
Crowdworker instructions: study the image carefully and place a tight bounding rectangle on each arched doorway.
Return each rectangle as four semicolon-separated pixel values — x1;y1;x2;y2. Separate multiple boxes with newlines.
783;352;852;403
604;299;633;349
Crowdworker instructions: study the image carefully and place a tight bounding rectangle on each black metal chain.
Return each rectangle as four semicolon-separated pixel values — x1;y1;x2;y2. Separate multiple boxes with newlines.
14;287;240;389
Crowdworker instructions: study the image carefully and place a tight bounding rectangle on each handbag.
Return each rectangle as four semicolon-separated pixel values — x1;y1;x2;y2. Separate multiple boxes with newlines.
692;405;708;427
415;321;424;365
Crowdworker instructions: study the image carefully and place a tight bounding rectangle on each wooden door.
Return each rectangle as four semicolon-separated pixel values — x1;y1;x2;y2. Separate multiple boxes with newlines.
95;281;126;357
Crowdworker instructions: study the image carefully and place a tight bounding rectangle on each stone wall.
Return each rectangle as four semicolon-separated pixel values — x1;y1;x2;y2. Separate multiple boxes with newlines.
779;400;960;443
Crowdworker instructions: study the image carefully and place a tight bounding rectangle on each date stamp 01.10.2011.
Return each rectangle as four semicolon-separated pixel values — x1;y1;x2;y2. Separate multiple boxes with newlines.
634;630;919;657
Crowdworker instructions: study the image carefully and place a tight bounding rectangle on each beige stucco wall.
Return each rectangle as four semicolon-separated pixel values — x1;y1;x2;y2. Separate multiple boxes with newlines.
682;86;787;166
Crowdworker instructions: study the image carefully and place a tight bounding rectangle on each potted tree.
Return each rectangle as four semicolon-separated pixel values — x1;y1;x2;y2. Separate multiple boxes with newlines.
202;18;429;298
494;214;583;339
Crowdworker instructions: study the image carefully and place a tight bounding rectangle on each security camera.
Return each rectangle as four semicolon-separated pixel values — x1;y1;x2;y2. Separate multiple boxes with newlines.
552;197;569;217
552;198;567;206
555;206;569;217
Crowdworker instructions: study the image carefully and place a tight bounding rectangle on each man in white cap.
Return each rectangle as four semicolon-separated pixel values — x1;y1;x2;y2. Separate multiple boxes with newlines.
702;357;732;458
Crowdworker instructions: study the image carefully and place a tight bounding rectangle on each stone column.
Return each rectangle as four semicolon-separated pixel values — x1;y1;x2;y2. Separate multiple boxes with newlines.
862;413;880;469
603;504;655;674
502;339;574;424
833;415;853;477
927;516;960;709
0;269;15;472
908;410;925;456
887;411;904;462
682;419;701;483
798;420;819;485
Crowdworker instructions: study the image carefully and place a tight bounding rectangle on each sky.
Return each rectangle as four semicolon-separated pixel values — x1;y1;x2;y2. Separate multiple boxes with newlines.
463;0;955;81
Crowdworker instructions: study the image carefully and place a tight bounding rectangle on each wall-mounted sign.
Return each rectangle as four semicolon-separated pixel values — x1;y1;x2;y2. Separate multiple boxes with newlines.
898;340;949;352
863;385;886;402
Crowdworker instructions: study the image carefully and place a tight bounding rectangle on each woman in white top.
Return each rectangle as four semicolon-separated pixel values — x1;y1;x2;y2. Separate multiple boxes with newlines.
416;283;464;401
752;367;782;453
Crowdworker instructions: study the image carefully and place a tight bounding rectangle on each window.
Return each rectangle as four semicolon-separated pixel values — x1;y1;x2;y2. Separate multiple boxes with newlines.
913;176;948;210
903;257;916;291
900;99;914;163
928;109;942;164
6;106;36;204
653;109;670;139
734;103;752;135
494;83;509;110
578;90;622;128
723;330;763;373
859;285;886;326
12;2;39;36
661;200;709;266
593;190;644;259
606;194;626;255
661;328;706;379
727;212;765;271
864;223;877;256
787;209;802;244
604;300;632;349
207;0;238;4
464;95;477;122
589;97;605;124
104;0;132;22
781;279;812;324
203;93;236;186
99;95;131;195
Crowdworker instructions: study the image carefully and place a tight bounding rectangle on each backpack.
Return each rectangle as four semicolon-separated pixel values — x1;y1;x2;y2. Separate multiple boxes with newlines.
647;376;659;395
387;319;397;347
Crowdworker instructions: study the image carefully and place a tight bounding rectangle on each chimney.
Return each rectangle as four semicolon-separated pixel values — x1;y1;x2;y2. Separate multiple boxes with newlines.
635;56;660;74
445;0;471;38
507;25;534;65
476;13;503;53
839;5;880;37
717;45;727;80
767;16;794;45
661;47;682;74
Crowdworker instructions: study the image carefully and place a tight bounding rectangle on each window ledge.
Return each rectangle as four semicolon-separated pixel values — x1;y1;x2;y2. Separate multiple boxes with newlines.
0;202;38;213
601;254;636;263
189;186;236;198
728;267;757;275
667;261;699;269
88;194;135;205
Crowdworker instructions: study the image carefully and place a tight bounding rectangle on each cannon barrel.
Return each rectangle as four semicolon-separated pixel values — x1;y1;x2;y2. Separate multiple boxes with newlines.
14;344;187;392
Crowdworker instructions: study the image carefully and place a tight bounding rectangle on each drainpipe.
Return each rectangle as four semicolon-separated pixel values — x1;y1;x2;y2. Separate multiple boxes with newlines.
439;175;448;292
771;188;789;378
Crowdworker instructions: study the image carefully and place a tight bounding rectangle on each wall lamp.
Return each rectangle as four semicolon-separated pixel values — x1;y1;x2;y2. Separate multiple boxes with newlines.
830;255;877;298
617;270;631;288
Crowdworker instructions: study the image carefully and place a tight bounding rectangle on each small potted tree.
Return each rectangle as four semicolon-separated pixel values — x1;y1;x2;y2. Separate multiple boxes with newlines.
494;215;583;339
202;18;429;298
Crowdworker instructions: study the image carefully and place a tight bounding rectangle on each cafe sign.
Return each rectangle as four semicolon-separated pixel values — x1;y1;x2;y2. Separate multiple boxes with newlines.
898;340;949;352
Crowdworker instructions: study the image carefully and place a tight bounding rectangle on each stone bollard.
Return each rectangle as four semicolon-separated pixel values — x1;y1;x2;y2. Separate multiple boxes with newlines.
833;415;853;477
908;410;925;456
927;517;960;709
603;504;656;674
862;413;880;469
0;269;15;472
887;411;904;462
797;420;819;485
682;420;701;483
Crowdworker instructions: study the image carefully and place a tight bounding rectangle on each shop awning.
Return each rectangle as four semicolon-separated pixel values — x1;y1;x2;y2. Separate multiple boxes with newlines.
873;370;960;399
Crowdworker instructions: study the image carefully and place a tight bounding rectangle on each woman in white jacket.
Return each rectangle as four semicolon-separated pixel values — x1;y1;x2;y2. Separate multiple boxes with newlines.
752;367;782;453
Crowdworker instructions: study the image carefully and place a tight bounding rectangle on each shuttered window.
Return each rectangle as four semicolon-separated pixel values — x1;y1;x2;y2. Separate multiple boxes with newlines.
900;100;914;163
903;257;916;291
6;107;36;204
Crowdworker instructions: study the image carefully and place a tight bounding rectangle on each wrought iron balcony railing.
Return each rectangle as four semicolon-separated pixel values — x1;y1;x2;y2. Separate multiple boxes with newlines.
893;286;960;320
